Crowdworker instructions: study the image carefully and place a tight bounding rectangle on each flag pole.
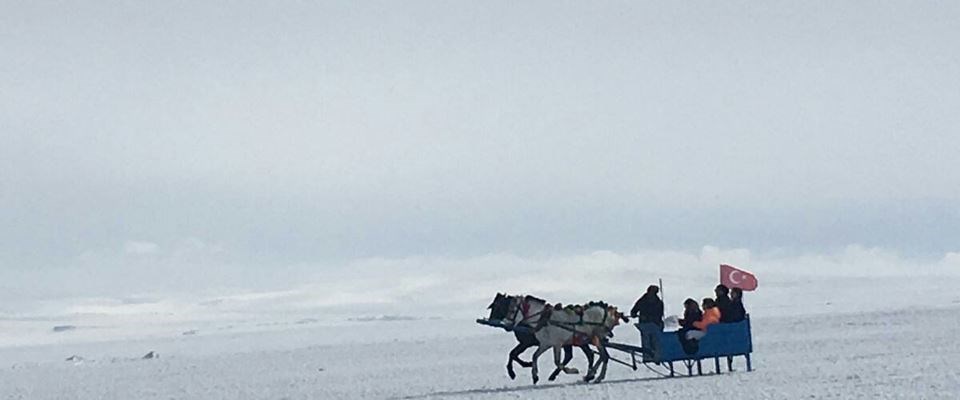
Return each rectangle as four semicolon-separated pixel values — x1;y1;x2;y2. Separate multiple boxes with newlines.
659;277;665;315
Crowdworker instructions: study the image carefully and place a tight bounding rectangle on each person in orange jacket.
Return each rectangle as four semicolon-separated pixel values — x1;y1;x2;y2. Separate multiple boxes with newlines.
693;298;722;331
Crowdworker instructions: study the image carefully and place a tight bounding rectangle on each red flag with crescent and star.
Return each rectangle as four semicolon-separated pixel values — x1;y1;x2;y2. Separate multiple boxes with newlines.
720;264;758;291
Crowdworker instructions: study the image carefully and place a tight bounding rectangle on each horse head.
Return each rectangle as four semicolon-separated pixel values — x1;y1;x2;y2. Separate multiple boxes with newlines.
501;295;524;327
501;295;549;328
579;303;625;337
609;306;629;325
487;293;512;321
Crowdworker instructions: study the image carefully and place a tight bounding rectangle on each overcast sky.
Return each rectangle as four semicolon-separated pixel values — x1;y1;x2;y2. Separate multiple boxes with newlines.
2;0;959;293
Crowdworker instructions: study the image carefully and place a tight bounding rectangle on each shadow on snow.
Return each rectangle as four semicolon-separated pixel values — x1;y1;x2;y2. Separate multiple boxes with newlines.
394;374;709;399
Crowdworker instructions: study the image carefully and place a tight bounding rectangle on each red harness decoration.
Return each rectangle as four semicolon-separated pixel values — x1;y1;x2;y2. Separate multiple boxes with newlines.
571;333;589;346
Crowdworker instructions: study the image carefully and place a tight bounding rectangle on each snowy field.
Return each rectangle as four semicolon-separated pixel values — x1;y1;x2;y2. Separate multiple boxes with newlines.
3;284;960;399
6;1;960;398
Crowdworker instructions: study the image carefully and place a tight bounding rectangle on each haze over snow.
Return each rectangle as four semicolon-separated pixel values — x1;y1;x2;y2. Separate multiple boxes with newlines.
1;2;959;340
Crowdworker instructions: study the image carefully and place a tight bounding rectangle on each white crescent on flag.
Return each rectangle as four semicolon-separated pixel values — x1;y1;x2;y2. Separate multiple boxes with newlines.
729;270;743;285
720;264;758;291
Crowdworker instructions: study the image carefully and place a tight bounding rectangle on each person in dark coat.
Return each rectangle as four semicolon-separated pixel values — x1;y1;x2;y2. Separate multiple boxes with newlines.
726;287;747;322
677;298;703;354
678;298;702;330
630;285;665;328
715;284;735;323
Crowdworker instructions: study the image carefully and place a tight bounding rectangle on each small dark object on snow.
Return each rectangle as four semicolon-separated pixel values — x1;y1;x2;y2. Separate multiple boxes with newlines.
53;325;77;332
142;351;159;359
65;355;84;362
317;368;325;372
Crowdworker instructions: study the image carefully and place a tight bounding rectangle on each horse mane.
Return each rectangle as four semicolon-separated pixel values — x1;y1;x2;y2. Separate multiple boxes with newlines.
585;300;609;309
534;306;553;330
524;295;546;304
487;292;505;309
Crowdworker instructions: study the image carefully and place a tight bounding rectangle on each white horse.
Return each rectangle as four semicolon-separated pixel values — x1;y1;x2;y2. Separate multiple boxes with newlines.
498;295;588;379
530;302;627;384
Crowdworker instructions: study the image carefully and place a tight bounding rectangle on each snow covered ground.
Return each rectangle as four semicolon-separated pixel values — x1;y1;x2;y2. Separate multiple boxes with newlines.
3;276;960;399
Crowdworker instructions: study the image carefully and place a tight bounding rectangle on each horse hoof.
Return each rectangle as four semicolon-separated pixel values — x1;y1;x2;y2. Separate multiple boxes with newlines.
584;375;594;382
532;376;539;385
507;369;516;380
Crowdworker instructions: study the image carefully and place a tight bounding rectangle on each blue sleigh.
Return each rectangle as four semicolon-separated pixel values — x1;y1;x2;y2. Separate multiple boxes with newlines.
605;317;754;376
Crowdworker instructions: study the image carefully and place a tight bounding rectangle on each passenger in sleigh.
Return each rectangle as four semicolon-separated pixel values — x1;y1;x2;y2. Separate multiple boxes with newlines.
676;297;722;354
726;287;747;322
676;298;703;354
691;298;721;336
677;299;702;336
714;284;734;322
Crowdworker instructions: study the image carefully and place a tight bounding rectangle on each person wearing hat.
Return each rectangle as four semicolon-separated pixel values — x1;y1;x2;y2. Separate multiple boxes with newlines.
631;285;665;362
630;285;665;328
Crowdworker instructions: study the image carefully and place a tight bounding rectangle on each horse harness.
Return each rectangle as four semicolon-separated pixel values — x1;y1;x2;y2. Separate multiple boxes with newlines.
543;306;613;335
504;296;548;330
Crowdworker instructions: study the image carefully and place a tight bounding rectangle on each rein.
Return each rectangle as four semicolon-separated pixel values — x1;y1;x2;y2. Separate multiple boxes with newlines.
505;297;546;329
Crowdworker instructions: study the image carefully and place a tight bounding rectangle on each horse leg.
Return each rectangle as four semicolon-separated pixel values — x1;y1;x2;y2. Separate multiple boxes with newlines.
548;347;564;381
513;333;534;368
507;342;531;379
584;343;600;382
594;344;610;383
531;345;550;384
560;344;579;374
579;344;595;381
515;350;533;368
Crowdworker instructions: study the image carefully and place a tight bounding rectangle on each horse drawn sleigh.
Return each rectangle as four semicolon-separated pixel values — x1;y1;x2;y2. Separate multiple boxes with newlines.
477;293;753;384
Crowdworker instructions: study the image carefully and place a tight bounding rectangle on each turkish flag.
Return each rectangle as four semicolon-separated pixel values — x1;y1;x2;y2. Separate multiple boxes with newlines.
720;264;758;291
